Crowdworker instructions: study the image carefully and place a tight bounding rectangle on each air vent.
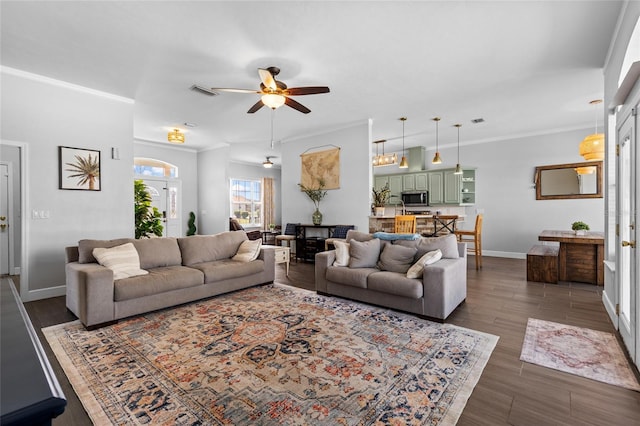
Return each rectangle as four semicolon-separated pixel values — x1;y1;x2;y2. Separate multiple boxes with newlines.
471;118;485;124
190;85;219;96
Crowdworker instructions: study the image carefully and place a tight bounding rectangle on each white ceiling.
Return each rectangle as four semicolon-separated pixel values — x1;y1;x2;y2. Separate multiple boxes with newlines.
0;1;623;167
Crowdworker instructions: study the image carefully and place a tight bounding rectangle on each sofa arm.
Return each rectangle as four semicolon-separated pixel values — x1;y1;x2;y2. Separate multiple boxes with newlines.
422;255;467;320
258;246;276;282
65;262;115;328
315;250;336;293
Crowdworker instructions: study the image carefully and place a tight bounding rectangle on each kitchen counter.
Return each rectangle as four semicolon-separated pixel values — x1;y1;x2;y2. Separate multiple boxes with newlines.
369;214;466;235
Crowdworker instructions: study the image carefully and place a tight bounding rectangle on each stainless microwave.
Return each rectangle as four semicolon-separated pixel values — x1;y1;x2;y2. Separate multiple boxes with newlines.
401;191;429;206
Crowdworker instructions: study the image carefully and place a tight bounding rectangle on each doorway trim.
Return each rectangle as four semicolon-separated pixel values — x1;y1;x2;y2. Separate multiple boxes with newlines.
1;161;16;275
1;140;29;302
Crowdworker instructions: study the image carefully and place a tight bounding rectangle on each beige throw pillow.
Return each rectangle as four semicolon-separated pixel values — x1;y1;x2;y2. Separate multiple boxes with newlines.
406;249;443;279
333;240;350;266
232;239;262;262
92;243;149;280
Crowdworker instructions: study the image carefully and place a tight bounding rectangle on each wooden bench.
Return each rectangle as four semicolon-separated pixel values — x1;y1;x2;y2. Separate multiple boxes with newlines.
527;244;559;284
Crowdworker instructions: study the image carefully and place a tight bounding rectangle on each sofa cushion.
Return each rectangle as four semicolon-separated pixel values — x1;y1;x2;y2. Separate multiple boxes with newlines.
394;234;459;260
345;230;375;243
132;237;182;269
178;232;247;266
92;243;148;280
368;271;424;299
114;265;204;302
190;259;265;283
326;266;377;289
377;244;417;273
406;249;443;279
349;238;380;268
232;239;262;262
333;240;350;267
78;238;132;263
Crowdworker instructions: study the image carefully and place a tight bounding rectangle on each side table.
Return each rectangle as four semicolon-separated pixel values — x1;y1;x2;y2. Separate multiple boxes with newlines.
263;245;290;276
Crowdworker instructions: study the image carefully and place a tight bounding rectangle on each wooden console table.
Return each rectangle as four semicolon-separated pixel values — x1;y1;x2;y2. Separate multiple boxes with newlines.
295;224;337;262
538;230;605;285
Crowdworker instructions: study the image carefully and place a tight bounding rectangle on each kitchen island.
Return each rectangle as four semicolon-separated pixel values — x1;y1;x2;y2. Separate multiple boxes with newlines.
369;213;466;236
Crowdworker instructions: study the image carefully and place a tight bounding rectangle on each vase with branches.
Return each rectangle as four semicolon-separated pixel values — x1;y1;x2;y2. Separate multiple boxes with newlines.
298;179;328;225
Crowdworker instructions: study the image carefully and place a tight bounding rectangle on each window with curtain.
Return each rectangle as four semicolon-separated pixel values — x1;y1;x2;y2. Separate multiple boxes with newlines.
230;179;262;227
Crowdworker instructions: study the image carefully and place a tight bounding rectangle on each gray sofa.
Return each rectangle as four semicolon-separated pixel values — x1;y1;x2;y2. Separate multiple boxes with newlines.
315;231;467;321
65;231;275;328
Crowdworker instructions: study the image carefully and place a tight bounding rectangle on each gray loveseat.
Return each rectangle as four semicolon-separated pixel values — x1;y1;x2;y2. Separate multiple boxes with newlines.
65;231;275;328
315;230;467;321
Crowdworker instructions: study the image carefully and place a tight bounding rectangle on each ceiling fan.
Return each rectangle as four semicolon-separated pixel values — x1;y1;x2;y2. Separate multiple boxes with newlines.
192;66;330;114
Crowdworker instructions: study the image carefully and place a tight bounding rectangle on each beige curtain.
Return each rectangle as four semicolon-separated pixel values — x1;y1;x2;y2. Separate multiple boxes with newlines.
263;177;275;228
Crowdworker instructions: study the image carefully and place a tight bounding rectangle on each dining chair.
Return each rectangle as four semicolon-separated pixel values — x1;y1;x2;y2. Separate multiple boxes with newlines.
275;223;299;259
431;215;459;236
455;214;483;270
394;215;417;234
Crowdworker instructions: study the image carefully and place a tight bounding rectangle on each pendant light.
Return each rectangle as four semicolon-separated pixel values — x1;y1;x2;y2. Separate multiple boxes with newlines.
431;117;442;164
579;99;604;161
372;140;397;167
399;117;409;168
454;124;463;174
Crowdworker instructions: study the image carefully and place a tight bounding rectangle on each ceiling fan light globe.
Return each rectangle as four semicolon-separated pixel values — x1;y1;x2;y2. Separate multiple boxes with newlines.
261;94;286;109
263;159;273;168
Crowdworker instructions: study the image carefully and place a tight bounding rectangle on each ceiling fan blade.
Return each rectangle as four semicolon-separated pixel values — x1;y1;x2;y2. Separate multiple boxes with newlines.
285;86;330;96
258;68;277;91
285;97;311;114
210;87;261;94
247;100;265;114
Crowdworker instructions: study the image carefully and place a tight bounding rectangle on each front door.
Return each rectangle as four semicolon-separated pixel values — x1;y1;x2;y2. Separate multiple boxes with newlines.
617;110;637;363
142;179;181;238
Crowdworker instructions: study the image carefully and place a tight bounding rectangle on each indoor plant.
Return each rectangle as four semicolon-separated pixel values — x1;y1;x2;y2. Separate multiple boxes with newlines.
372;183;390;216
571;221;590;236
298;179;328;225
134;180;164;239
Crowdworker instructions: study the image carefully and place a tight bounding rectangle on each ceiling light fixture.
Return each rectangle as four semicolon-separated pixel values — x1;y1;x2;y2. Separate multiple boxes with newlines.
431;117;442;164
579;99;604;161
263;156;274;168
399;117;408;169
168;128;185;144
261;93;286;109
454;123;463;174
372;139;397;167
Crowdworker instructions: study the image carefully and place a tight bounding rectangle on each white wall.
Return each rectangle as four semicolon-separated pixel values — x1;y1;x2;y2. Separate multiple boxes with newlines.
1;69;134;300
281;121;372;232
133;141;199;236
197;146;231;235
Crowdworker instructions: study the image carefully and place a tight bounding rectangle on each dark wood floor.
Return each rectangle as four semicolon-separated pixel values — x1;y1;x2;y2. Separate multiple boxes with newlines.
19;257;640;425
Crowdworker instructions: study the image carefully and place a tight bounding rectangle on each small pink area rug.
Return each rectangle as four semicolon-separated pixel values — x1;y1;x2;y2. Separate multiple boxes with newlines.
520;318;640;391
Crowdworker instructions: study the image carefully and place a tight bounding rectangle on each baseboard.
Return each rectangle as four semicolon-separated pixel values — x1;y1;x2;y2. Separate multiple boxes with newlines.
482;250;527;260
602;291;618;331
23;285;66;302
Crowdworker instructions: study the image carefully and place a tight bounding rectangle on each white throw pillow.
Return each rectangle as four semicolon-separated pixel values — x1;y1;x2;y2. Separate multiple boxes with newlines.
232;239;262;262
406;249;443;279
92;243;149;280
333;240;350;267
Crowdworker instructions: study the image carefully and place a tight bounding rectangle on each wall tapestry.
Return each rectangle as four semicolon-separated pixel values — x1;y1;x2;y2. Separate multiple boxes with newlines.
300;147;340;189
59;146;101;191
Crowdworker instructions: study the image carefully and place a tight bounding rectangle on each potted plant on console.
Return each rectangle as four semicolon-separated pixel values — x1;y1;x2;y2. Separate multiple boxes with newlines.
299;178;328;225
372;183;390;216
571;221;590;236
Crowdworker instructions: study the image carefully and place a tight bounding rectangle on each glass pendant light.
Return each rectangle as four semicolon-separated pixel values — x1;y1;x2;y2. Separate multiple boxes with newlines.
431;117;442;164
454;123;463;174
399;117;408;168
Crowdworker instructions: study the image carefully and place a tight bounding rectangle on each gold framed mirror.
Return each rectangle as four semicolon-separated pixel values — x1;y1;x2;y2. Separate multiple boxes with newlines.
534;161;603;200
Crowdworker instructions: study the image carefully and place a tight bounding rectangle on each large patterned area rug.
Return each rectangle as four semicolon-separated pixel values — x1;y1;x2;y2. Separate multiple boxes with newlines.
44;285;498;425
520;318;640;391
